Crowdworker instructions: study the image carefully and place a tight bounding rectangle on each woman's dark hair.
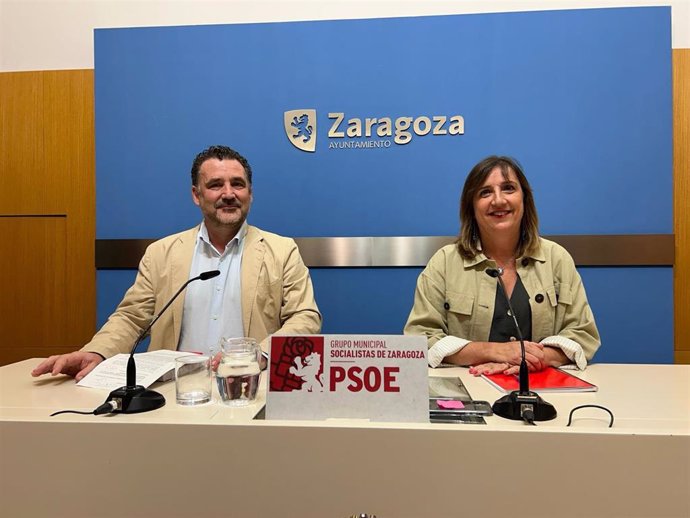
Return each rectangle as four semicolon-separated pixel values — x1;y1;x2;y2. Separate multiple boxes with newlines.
456;155;539;259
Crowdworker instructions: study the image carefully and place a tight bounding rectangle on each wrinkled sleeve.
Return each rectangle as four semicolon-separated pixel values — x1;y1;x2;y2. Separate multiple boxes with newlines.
540;251;601;369
404;252;471;368
81;250;157;359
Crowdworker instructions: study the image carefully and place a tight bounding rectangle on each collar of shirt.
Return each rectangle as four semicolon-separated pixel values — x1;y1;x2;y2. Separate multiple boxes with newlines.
463;237;546;269
197;220;248;258
177;221;247;354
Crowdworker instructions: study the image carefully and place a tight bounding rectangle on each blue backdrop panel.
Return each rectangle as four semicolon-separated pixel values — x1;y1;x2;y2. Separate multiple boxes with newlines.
97;266;673;364
95;7;674;362
95;7;672;238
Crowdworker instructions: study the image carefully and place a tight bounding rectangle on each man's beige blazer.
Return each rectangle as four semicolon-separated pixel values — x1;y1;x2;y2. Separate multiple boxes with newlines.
82;225;321;357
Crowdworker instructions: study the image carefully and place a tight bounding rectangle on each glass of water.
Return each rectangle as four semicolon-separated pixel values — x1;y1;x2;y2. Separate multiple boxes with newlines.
217;337;261;406
175;355;212;406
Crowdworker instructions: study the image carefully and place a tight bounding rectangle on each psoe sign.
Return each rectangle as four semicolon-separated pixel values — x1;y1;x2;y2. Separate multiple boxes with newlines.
266;335;428;422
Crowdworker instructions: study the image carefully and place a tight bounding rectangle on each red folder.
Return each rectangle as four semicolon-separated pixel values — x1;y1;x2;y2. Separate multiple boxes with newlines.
482;367;597;393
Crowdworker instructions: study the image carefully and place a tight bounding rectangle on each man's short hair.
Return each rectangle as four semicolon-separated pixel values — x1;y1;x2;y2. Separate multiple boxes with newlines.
190;145;253;186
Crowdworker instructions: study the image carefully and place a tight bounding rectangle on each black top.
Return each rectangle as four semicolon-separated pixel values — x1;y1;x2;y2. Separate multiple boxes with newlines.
489;275;532;342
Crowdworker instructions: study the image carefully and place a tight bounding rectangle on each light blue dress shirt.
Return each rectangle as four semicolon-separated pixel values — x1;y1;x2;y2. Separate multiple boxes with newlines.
178;221;246;355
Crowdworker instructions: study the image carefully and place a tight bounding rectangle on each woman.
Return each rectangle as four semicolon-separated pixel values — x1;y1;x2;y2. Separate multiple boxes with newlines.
404;156;600;375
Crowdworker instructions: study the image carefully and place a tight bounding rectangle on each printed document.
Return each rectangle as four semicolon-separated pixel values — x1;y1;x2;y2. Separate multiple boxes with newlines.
77;350;193;390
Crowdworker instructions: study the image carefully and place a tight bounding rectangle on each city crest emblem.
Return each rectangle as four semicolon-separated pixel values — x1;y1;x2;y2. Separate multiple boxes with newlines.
284;109;316;152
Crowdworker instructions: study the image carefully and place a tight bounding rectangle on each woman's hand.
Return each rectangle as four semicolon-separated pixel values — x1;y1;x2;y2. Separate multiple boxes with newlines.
498;340;547;371
468;362;511;376
467;341;547;376
446;340;567;373
469;343;569;376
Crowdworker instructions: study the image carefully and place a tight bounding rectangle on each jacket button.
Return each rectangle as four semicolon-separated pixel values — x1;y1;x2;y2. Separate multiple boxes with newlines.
535;294;544;303
521;258;529;267
444;302;450;310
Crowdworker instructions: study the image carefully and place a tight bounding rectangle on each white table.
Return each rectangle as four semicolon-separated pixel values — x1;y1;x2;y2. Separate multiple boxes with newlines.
1;359;688;517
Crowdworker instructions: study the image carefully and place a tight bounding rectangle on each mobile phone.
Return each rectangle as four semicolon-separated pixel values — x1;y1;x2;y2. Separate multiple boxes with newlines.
428;377;471;399
429;399;493;416
430;414;486;424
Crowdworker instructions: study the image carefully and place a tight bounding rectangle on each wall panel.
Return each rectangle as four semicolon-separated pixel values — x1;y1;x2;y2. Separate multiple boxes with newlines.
0;217;68;362
44;70;97;358
93;9;675;364
673;48;689;362
0;72;46;212
0;70;95;366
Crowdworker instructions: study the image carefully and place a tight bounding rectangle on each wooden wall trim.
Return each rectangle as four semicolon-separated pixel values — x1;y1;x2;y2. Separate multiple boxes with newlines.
673;48;690;362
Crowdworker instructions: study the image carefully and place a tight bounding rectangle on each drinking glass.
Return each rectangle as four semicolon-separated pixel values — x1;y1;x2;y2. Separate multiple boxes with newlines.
175;355;212;406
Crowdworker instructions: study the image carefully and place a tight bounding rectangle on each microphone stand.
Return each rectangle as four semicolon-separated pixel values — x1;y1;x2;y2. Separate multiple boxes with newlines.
488;268;556;423
102;270;221;414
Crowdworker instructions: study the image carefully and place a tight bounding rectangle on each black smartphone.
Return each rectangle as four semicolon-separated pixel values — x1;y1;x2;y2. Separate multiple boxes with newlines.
428;377;471;399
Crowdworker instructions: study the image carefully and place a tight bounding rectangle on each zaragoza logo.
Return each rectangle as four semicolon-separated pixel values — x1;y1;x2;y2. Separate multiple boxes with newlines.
284;109;316;152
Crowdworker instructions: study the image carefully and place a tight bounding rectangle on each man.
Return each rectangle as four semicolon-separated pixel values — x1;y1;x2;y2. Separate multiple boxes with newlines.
32;145;321;381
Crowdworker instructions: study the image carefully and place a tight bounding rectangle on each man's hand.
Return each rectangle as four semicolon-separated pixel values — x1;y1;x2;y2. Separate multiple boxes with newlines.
31;352;104;382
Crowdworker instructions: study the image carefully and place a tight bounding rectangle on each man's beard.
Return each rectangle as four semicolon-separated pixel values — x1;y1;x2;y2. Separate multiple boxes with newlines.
210;203;246;226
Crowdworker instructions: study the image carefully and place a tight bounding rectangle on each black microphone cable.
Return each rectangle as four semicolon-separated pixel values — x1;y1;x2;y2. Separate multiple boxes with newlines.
519;404;615;427
522;406;536;426
50;401;117;417
567;404;614;427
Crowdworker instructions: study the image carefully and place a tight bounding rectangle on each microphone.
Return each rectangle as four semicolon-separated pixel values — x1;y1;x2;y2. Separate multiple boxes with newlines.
103;269;221;414
486;267;556;423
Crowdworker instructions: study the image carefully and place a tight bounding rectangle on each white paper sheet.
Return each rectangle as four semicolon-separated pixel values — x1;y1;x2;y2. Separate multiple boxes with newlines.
76;350;194;390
